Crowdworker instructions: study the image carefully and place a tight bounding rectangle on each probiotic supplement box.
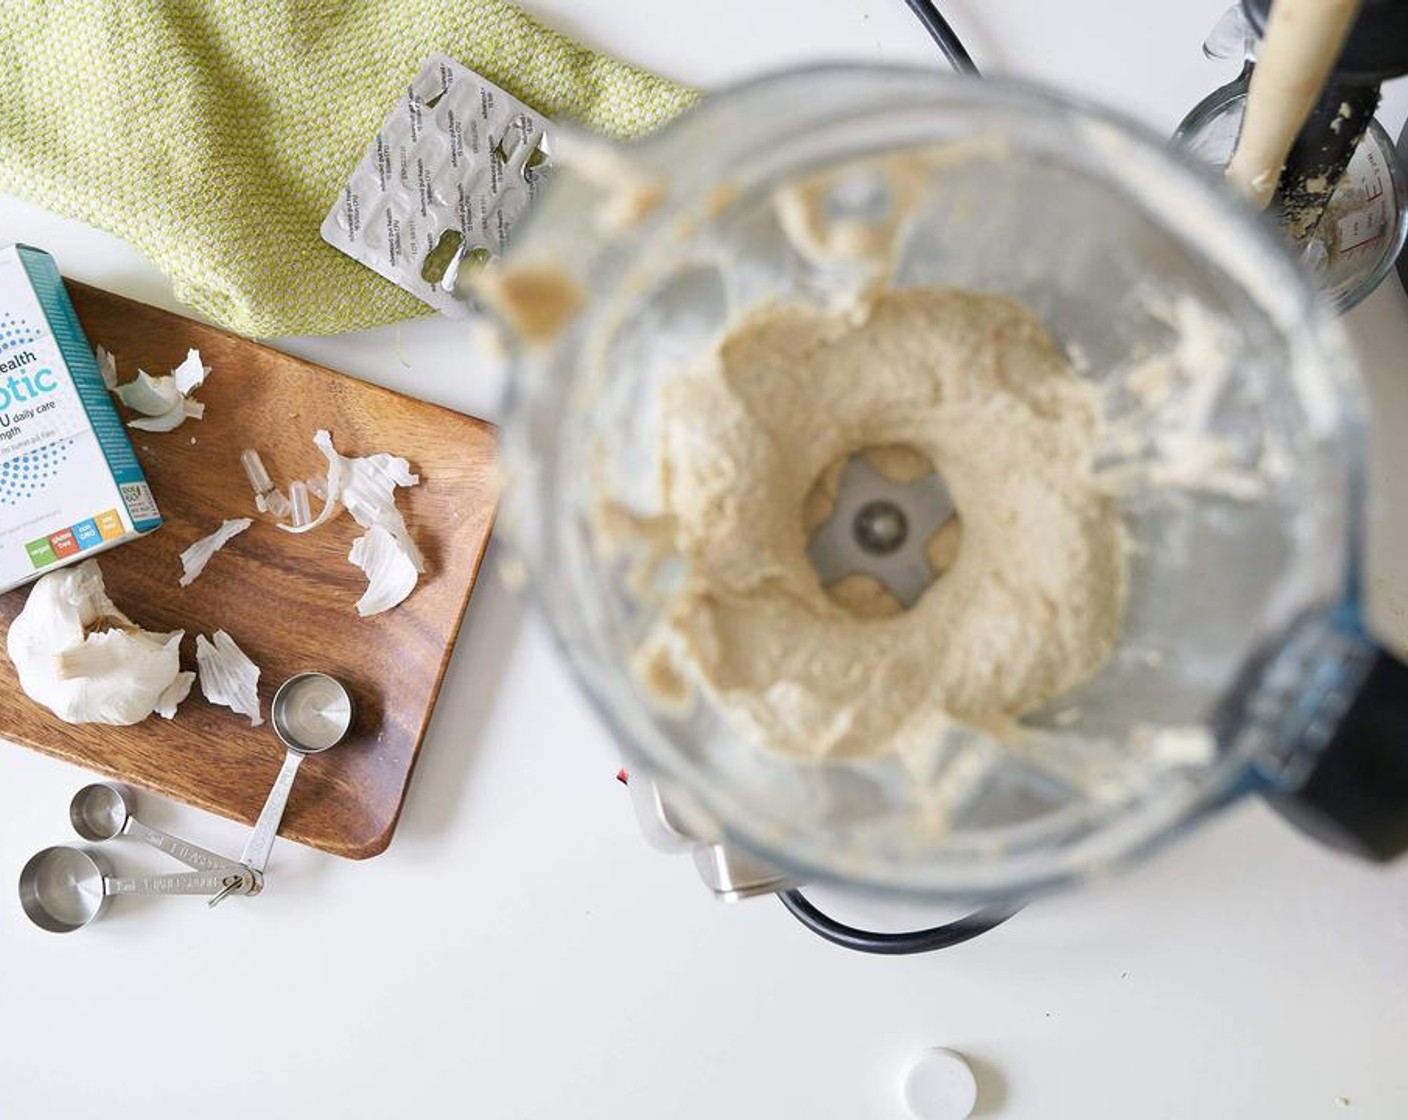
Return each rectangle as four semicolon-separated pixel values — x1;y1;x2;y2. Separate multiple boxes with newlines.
0;245;160;593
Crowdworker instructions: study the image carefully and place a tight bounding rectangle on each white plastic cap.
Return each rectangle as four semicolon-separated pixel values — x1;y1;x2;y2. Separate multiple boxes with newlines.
901;1047;978;1120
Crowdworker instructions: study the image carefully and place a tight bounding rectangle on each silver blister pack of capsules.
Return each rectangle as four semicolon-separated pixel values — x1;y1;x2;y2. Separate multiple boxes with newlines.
321;53;550;317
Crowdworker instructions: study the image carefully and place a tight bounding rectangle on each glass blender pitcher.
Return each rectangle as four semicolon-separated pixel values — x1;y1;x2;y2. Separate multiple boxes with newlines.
494;64;1408;947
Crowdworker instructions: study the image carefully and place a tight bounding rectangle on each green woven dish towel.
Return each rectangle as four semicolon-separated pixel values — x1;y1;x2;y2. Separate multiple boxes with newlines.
0;0;697;337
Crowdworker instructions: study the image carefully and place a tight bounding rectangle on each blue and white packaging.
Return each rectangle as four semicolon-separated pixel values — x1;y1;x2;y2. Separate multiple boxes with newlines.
0;245;160;593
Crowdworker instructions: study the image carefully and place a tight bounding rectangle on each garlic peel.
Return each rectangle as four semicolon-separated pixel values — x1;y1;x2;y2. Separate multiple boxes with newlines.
276;430;347;535
341;450;425;573
308;429;424;566
195;630;262;727
179;518;253;587
6;561;191;725
349;524;420;616
156;671;197;719
111;350;209;432
128;397;205;433
95;345;118;390
269;430;424;612
172;349;209;396
116;370;182;416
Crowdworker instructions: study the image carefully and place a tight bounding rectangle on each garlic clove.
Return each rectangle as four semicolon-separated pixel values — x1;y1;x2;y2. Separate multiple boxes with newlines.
6;563;192;725
54;628;163;681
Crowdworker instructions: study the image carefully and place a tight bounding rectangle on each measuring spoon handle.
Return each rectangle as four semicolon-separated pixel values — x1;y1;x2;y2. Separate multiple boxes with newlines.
122;818;240;873
240;750;304;874
105;870;248;897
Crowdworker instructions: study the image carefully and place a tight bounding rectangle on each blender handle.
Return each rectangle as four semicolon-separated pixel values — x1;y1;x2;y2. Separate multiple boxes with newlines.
1269;646;1408;861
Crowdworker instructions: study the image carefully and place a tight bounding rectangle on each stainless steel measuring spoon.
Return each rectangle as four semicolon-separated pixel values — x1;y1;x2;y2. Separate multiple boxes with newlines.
69;782;240;874
18;846;257;933
238;673;354;876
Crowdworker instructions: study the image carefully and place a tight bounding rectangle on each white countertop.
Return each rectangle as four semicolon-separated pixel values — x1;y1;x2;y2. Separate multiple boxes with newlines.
3;3;1408;1117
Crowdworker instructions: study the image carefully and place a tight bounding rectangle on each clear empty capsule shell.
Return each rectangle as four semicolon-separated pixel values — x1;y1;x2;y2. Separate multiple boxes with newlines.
241;449;292;518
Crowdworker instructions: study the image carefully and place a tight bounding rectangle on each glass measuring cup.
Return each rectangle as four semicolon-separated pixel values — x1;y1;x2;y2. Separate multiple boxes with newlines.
18;846;254;933
1174;81;1407;311
496;64;1408;904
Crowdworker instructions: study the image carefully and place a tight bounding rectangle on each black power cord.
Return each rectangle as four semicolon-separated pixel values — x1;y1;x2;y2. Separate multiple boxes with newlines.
779;889;1023;955
901;0;980;75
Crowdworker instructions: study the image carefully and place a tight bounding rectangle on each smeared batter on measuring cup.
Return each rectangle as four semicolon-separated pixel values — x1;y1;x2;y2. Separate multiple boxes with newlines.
636;287;1127;760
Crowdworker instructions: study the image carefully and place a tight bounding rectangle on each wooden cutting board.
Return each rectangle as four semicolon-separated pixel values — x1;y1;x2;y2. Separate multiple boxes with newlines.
0;283;496;859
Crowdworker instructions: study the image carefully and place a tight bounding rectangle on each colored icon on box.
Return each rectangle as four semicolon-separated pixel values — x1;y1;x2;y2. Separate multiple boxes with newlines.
72;518;101;549
25;537;57;569
49;528;79;558
95;509;124;540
